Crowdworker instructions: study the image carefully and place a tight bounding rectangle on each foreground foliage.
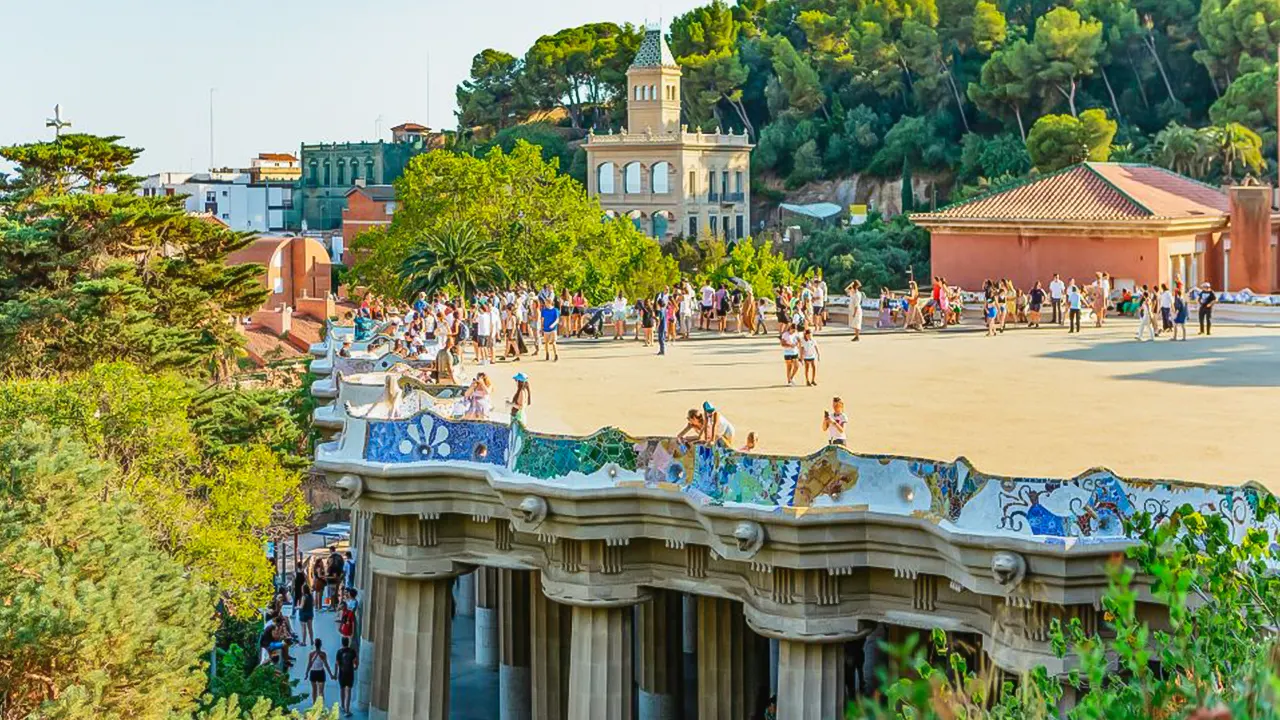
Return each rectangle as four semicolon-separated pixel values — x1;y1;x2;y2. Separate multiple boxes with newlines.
852;501;1280;719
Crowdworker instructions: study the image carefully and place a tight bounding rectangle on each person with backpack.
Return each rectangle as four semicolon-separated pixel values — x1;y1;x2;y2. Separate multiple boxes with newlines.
325;548;344;611
337;587;359;644
335;637;359;717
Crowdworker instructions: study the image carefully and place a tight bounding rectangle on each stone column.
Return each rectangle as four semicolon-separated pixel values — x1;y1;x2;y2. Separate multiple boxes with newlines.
768;638;780;697
568;604;634;720
637;590;682;720
695;596;752;720
530;575;571;720
356;569;384;713
776;639;846;720
455;570;476;617
681;594;697;720
499;569;532;720
476;567;499;669
388;577;453;720
369;574;398;720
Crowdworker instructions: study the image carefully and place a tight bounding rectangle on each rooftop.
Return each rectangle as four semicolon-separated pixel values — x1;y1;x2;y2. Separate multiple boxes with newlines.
631;26;678;68
911;163;1229;224
392;122;429;132
346;184;397;202
258;152;298;162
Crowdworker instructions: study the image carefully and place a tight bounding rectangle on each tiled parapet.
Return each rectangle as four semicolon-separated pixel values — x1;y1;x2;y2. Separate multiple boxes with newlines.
328;408;1276;547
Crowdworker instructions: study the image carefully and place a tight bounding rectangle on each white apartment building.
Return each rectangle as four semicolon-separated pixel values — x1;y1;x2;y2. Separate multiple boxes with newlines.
140;170;293;233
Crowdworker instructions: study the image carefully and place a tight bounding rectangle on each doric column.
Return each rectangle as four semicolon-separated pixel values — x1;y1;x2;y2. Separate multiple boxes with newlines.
355;567;383;713
568;605;634;720
530;574;571;720
776;639;846;720
476;567;499;669
695;596;763;720
499;569;532;720
455;570;476;617
681;594;697;720
369;574;397;720
388;577;453;720
637;590;682;720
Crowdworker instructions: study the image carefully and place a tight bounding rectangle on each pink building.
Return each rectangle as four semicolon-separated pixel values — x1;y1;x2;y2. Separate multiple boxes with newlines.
911;163;1280;293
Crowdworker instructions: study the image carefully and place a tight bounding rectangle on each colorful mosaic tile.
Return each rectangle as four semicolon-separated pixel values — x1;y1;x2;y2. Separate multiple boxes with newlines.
366;413;508;466
514;425;639;479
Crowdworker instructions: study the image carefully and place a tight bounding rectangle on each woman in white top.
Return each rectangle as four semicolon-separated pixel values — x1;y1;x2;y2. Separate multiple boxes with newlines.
845;280;865;341
779;323;800;386
611;292;628;340
701;401;736;446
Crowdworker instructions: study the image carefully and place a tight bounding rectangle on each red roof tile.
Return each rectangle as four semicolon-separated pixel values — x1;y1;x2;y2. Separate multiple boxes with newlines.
913;163;1228;223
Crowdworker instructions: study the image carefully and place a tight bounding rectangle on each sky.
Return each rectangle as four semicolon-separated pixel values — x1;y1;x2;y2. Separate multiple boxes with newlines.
1;0;703;175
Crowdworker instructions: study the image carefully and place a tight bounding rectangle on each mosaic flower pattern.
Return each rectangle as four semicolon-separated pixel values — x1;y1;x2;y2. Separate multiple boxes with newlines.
366;413;508;466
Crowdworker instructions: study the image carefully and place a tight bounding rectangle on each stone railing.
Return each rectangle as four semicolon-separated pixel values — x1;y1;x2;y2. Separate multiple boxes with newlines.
587;128;752;147
338;408;1275;548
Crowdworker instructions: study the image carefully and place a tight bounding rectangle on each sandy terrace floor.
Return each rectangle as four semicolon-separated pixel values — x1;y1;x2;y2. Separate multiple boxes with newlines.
474;318;1280;490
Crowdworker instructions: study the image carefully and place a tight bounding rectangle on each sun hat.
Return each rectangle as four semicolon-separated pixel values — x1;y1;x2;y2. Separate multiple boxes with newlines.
702;401;715;413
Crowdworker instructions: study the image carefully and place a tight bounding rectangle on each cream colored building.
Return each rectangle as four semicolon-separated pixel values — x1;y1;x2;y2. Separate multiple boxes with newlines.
586;26;753;242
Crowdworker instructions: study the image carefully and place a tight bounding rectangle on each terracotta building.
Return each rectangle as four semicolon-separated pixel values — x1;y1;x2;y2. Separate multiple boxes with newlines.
911;163;1280;293
341;184;397;258
585;25;753;241
226;235;335;365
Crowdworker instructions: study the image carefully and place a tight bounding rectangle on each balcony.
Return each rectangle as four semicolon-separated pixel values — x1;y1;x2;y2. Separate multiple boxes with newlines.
721;191;745;203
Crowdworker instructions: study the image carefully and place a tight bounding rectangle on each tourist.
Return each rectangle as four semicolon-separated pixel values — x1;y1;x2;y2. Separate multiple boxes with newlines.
335;637;359;718
1172;289;1188;341
296;576;315;644
540;300;560;361
1049;273;1065;325
1093;272;1110;327
291;569;308;620
812;273;827;330
501;304;520;361
1027;281;1045;328
699;281;715;330
337;587;358;645
742;432;758;452
822;397;848;446
611;291;628;340
343;552;355;596
1135;289;1157;342
509;372;531;423
715;284;730;333
571;290;587;336
1159;283;1174;333
801;328;820;386
904;281;923;331
877;289;893;328
678;289;695;338
656;297;669;356
640;299;655;347
1001;279;1016;331
306;638;335;707
677;409;705;443
1067;283;1083;333
325;547;345;611
846;280;865;341
412;291;428;317
779;322;800;386
1198;282;1216;335
984;293;998;336
463;373;492;419
702;401;736;446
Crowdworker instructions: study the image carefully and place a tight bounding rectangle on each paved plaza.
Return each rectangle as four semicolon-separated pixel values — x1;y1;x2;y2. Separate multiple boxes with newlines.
486;318;1280;489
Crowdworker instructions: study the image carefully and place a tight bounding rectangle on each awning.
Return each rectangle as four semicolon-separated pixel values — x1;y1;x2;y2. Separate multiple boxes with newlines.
779;202;843;220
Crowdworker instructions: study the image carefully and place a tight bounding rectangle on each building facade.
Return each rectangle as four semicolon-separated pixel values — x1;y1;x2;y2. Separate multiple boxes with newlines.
585;26;753;242
250;152;302;182
912;163;1280;293
340;184;397;263
296;123;440;232
140;170;295;233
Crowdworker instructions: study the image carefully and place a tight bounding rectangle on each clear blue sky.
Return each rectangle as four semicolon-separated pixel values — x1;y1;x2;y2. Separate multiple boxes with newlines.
2;0;702;174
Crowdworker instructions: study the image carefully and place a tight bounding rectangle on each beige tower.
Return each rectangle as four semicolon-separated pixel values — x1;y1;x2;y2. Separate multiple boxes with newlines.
586;24;753;242
626;27;682;134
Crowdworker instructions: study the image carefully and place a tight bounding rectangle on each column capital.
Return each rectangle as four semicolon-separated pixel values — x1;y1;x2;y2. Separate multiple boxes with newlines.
743;603;870;643
540;574;651;608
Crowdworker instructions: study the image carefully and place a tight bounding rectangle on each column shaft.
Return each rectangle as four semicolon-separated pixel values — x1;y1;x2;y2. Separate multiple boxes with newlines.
476;567;499;668
695;596;756;720
637;590;682;720
776;639;846;720
499;569;533;720
455;571;476;617
356;568;383;713
388;577;453;720
370;574;398;718
530;575;571;720
568;605;634;720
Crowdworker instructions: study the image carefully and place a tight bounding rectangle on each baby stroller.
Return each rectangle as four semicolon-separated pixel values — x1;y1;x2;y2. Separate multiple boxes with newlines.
921;300;940;328
579;308;607;338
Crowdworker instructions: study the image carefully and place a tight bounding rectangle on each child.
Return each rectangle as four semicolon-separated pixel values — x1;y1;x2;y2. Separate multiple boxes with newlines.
801;328;820;386
822;397;848;446
741;432;758;452
985;296;998;336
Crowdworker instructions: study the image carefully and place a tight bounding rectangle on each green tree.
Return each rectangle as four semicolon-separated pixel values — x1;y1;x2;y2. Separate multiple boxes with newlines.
1080;107;1119;160
1205;121;1265;181
1195;0;1280;93
1030;7;1104;117
1149;121;1216;177
969;42;1036;140
456;49;527;131
0;134;268;379
0;425;217;720
523;23;642;130
1026;111;1115;170
399;222;506;303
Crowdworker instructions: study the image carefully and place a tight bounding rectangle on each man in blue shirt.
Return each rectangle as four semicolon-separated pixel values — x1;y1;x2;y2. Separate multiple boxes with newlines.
540;303;560;361
412;291;428;316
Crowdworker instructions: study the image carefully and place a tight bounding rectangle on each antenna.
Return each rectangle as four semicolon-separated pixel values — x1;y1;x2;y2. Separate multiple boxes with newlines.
209;87;217;170
375;115;384;140
45;104;72;138
426;50;432;129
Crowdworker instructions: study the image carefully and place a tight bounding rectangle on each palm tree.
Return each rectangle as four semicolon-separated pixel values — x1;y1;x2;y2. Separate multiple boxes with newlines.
398;221;505;305
1207;122;1264;183
1149;122;1209;178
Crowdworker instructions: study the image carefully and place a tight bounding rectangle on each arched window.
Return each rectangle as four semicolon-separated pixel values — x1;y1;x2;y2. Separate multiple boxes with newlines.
634;85;642;101
623;162;642;194
652;212;670;238
648;85;656;100
337;160;346;186
323;162;331;186
651;162;670;194
627;210;645;232
366;160;376;182
597;162;616;194
308;161;318;185
350;159;360;183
